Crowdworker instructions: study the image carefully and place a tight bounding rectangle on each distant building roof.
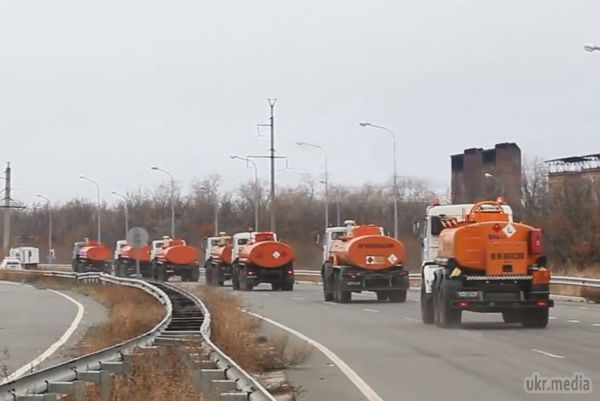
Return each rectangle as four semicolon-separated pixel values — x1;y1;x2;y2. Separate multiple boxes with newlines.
546;153;600;173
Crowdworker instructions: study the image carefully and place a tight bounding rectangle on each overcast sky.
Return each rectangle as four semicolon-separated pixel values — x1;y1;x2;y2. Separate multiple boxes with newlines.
1;0;599;204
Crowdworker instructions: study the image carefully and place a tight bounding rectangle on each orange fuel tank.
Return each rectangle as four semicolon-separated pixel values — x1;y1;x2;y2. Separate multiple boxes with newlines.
156;239;199;265
437;201;542;275
78;240;111;262
238;232;294;268
120;244;151;262
211;236;233;265
330;225;405;270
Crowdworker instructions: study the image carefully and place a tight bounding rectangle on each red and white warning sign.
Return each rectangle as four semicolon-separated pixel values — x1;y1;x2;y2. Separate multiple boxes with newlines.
365;256;376;265
272;251;281;259
502;223;516;238
388;254;398;264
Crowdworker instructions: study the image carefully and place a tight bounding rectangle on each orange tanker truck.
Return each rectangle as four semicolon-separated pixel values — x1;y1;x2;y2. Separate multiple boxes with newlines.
113;240;152;278
150;236;200;282
204;233;233;286
418;200;553;328
321;220;409;303
231;231;294;291
72;238;112;273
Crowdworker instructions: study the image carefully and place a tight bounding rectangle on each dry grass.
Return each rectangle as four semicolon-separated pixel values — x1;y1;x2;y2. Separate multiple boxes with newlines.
77;285;164;354
198;286;312;374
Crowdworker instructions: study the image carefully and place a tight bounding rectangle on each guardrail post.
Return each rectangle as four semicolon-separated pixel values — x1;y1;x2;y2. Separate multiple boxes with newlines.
47;381;85;401
99;361;132;376
77;370;111;401
193;369;225;393
208;380;237;401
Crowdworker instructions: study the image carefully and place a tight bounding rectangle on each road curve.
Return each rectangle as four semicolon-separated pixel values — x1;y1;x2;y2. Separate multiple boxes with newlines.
0;281;106;379
215;281;599;401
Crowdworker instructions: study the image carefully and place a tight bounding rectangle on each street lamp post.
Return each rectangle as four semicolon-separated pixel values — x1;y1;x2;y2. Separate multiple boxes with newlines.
296;141;329;229
151;166;175;238
36;194;52;263
79;175;102;242
112;191;129;236
359;121;398;239
231;155;260;231
200;186;219;235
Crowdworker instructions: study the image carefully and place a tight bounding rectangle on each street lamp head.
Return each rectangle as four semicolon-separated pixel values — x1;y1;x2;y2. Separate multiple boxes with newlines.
296;141;307;146
584;44;600;52
79;175;86;179
359;121;371;127
484;172;494;178
150;166;159;170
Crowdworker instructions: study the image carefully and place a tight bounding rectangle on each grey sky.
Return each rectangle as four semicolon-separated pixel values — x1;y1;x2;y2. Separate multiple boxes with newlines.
1;0;599;204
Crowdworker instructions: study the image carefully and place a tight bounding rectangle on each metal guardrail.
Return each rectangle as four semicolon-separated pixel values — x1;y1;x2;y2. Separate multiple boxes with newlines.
294;269;600;289
0;271;276;401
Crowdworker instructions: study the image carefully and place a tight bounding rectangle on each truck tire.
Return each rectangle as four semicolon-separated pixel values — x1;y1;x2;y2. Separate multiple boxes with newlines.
190;267;200;282
438;275;461;328
334;272;351;303
205;265;213;285
521;309;549;328
389;290;407;303
421;282;435;324
376;291;389;302
232;266;240;290
502;311;521;324
322;265;334;301
271;283;282;291
156;264;166;282
281;281;294;291
240;268;253;291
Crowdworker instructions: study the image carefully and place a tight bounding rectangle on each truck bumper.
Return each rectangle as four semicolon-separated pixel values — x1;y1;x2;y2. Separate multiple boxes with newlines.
340;273;409;291
245;266;295;286
451;299;554;312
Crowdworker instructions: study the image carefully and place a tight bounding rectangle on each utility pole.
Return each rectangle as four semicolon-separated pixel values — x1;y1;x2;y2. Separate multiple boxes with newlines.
254;98;282;232
3;162;11;253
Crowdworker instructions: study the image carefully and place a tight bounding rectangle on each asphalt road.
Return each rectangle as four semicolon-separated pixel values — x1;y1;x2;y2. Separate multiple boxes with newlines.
201;281;600;401
0;281;106;379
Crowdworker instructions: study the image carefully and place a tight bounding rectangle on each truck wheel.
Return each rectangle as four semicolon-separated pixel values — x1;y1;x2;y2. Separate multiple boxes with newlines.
281;281;294;291
502;311;521;324
150;260;157;280
335;273;351;303
421;282;435;324
521;309;549;328
389;290;407;303
240;268;253;291
322;266;334;301
232;267;240;290
156;264;166;282
376;291;389;302
439;275;461;328
191;268;200;282
271;283;282;291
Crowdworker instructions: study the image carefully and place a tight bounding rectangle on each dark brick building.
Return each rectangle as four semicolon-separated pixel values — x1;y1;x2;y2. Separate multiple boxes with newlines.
451;143;522;208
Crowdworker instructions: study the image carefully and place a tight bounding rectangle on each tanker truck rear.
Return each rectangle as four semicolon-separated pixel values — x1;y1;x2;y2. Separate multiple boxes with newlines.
204;233;233;286
231;231;294;291
321;220;409;303
150;236;200;282
72;238;111;273
418;200;553;328
113;240;152;277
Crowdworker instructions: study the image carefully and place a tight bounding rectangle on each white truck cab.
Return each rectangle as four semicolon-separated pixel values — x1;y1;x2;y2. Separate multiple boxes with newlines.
113;240;127;260
203;233;227;262
419;202;513;294
9;247;40;269
150;236;171;260
232;232;252;261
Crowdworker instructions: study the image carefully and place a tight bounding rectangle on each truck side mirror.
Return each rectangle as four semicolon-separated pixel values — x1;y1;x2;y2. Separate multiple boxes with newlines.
314;233;321;246
412;220;421;236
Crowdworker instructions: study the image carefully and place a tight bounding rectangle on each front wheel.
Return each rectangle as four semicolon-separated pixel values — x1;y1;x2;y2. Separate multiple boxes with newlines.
281;281;294;291
376;291;389;302
421;282;434;324
389;290;407;303
156;264;166;282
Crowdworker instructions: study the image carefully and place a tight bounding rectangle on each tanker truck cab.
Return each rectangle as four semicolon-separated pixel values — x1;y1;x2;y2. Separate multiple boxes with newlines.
321;220;409;303
231;231;294;292
204;233;234;287
419;200;553;328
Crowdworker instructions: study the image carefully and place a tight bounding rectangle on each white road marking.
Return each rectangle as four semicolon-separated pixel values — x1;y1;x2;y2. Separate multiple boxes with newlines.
567;319;581;323
292;297;305;301
321;301;341;306
593;323;600;327
531;349;564;359
404;317;420;323
1;289;85;383
579;306;589;310
0;281;19;285
245;310;385;401
549;316;556;320
362;308;379;313
262;293;272;297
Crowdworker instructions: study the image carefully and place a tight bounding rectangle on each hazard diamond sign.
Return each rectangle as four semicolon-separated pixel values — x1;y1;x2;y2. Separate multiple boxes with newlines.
365;256;376;264
388;254;398;264
502;223;517;238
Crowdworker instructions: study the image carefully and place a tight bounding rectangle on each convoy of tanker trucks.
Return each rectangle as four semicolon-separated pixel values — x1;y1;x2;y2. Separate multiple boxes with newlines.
65;196;552;329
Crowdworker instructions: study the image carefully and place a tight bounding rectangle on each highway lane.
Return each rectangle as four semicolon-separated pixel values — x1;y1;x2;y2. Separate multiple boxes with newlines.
0;281;106;379
215;281;599;401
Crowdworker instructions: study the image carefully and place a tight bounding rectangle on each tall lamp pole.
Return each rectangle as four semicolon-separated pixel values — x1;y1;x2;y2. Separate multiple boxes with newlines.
296;141;329;229
112;191;129;236
36;194;52;263
359;121;398;238
151;166;175;238
231;155;260;231
79;175;102;242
